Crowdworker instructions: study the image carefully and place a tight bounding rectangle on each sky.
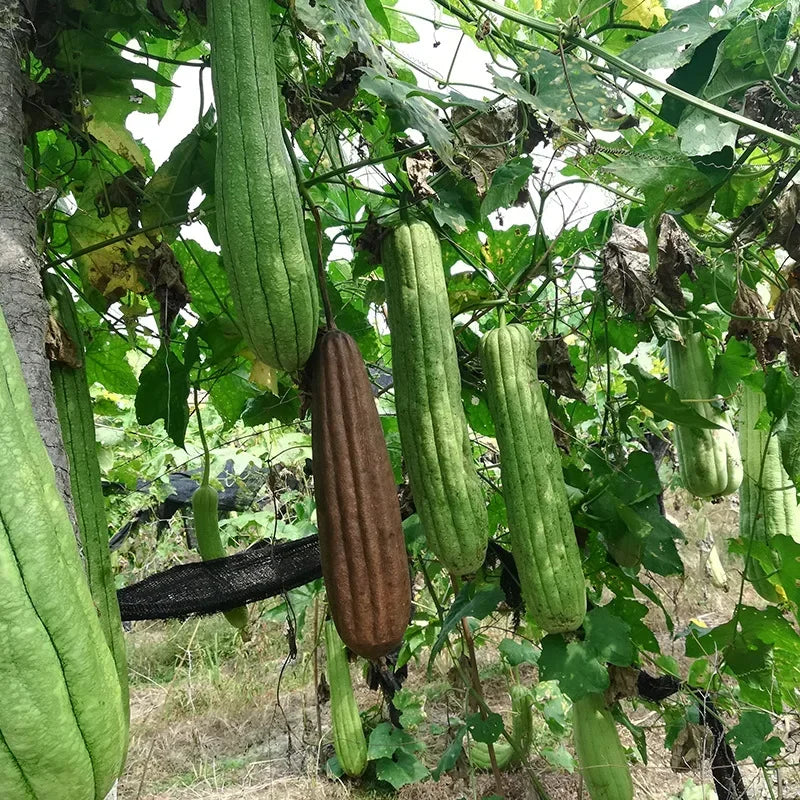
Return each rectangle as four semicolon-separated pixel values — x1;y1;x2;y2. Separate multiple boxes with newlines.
124;1;618;258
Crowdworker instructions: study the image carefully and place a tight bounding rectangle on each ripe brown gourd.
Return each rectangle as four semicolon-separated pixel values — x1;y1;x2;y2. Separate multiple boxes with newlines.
311;329;411;659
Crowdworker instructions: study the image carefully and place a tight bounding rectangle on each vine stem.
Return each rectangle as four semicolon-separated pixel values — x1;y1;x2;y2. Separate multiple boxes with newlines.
309;203;335;329
48;211;201;266
450;573;504;797
421;561;550;799
460;0;800;150
193;385;211;487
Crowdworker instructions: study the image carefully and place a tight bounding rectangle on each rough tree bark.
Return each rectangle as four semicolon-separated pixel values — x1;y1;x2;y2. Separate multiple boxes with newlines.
0;0;73;505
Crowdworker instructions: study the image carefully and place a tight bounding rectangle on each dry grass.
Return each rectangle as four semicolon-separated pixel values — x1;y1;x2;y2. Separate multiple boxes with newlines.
117;491;794;800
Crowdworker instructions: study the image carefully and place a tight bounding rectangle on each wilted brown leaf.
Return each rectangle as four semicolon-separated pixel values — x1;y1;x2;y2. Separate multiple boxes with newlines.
601;223;652;317
743;80;800;135
670;723;711;772
766;184;800;262
354;211;385;266
775;286;800;371
45;314;82;369
451;104;519;195
537;336;584;401
727;281;775;365
138;242;190;336
655;215;702;311
406;151;437;200
605;665;639;704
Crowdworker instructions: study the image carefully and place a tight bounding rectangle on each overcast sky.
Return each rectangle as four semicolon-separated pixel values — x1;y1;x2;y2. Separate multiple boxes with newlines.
125;1;615;255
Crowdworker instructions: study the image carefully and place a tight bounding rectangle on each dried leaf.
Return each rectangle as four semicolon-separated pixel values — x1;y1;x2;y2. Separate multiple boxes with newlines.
601;223;653;317
766;184;800;262
138;242;191;336
45;315;82;369
537;336;585;401
95;167;145;226
406;151;437;200
670;724;711;772
283;49;367;129
743;80;800;135
451;104;518;195
727;281;775;365
775;287;800;371
605;665;639;704
655;215;702;311
354;212;385;265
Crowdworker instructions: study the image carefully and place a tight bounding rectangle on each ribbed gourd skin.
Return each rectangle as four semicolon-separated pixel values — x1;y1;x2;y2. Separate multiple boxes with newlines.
208;0;319;372
480;323;586;633
573;693;634;800
311;330;411;659
738;382;800;601
45;272;130;732
381;221;488;575
0;306;126;799
666;327;742;498
191;485;249;630
325;620;368;778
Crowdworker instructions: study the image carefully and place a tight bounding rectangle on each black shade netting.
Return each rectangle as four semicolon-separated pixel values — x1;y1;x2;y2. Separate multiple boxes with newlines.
117;536;322;621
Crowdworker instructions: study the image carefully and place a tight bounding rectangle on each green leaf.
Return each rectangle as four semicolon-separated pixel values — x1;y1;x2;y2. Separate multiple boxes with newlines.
241;387;300;427
432;725;466;780
625;364;722;428
85;331;137;394
728;711;782;766
427;581;504;674
603;139;717;220
480;156;534;215
538;635;609;700
541;744;576;772
507;50;625;131
584;606;636;666
767;366;797;421
677;108;738;157
326;755;344;778
712;337;756;397
135;346;190;447
365;0;392;36
57;32;177;87
462;389;494;436
384;9;420;42
499;638;540;666
394;689;426;729
141;110;216;234
613;706;648;764
367;722;422;759
374;750;430;790
622;0;727;70
481;225;538;287
359;69;455;168
175;241;231;318
466;711;504;744
209;373;259;427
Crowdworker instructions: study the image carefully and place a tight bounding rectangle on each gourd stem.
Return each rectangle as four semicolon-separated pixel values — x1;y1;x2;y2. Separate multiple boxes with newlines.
450;572;504;796
194;386;211;488
498;304;507;328
310;203;336;330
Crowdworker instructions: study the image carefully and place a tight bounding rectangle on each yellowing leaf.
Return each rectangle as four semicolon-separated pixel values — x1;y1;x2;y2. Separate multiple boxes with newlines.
621;0;666;28
67;206;149;301
249;360;279;394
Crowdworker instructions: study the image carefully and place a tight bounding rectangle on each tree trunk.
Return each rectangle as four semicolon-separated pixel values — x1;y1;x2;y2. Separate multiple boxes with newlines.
0;0;73;506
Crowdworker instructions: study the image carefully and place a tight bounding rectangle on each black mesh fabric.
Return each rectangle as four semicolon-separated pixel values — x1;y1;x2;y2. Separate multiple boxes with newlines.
117;536;322;621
